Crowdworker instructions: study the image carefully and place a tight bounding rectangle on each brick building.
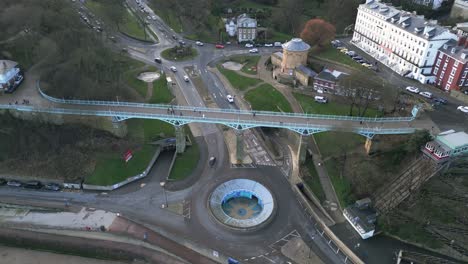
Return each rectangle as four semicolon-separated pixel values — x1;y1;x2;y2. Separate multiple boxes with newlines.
432;38;468;91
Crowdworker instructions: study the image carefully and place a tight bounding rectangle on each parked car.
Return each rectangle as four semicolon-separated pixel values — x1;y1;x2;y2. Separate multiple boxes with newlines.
339;48;348;53
151;15;157;20
154;57;162;63
433;97;448;105
336;46;347;51
405;86;420;94
314;96;328;103
7;180;22;187
346;51;356;56
274;42;282;47
24;180;42;189
331;39;342;47
44;183;61;191
226;41;231;45
183;75;190;82
264;43;273;47
255;43;263;47
215;44;225;49
209;156;217;167
227;94;234;103
419;91;433;99
245;43;254;48
362;63;373;68
249;48;258;53
0;178;6;185
195;41;204;46
463;90;468;95
457;106;468;113
352;56;363;61
170;66;177;72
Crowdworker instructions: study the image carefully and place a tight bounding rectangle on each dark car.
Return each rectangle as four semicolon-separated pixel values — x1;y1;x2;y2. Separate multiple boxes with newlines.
7;180;22;187
24;180;42;189
208;156;216;167
352;56;363;61
0;178;6;185
44;183;61;191
433;97;448;105
154;57;162;63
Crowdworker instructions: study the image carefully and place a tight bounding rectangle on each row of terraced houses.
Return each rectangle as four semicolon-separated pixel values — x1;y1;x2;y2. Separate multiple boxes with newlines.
352;0;468;92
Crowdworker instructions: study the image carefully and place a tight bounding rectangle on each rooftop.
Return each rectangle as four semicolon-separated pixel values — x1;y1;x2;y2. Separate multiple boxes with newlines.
437;131;468;149
344;199;377;233
272;51;283;59
296;65;317;77
282;38;310;52
0;60;18;76
362;0;453;40
314;69;346;82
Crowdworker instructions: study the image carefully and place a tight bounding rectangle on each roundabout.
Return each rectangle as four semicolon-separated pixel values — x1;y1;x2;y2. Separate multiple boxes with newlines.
208;178;275;230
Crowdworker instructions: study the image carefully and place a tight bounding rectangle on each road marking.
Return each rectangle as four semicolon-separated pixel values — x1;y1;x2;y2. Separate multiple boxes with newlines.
261;255;276;263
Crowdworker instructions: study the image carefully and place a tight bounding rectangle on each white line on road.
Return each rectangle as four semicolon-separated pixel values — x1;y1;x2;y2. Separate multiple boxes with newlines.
261;255;276;263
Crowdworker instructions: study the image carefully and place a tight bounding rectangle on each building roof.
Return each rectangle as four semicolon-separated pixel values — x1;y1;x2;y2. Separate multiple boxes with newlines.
296;65;317;77
438;39;468;63
437;131;468;149
344;200;377;233
0;60;18;76
282;38;310;52
272;51;283;59
237;13;256;28
362;0;453;40
314;69;346;82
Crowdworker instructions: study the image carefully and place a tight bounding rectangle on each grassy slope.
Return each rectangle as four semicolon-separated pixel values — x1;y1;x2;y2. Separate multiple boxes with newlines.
217;65;262;91
228;55;261;75
168;129;200;181
150;74;173;104
244;83;292;112
304;161;326;202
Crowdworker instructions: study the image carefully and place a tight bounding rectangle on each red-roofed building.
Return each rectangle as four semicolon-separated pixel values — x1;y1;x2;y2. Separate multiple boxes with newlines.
432;37;468;91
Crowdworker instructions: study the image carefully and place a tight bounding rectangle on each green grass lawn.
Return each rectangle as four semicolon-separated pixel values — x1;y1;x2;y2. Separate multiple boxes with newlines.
149;74;173;104
325;158;355;207
217;65;262;91
312;46;371;71
161;47;198;61
168;131;200;181
228;55;261;75
314;132;365;159
293;93;383;117
127;119;175;143
124;69;147;97
244;83;292;112
304;160;326;202
85;145;156;185
120;9;149;41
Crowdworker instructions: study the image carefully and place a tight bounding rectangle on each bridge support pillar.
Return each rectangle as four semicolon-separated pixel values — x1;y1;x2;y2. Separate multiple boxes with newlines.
235;129;244;162
175;126;186;154
298;135;308;165
110;118;127;138
364;138;373;155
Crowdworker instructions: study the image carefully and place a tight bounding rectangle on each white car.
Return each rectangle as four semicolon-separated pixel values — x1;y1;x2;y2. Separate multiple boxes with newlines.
170;66;177;72
183;75;189;82
457;106;468;113
195;41;204;46
406;86;420;94
264;43;273;47
226;94;234;103
151;15;157;20
249;48;258;53
245;43;253;48
419;91;432;99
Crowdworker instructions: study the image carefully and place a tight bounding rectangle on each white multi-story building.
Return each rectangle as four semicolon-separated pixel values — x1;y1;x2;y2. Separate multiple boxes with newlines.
352;0;458;84
412;0;445;10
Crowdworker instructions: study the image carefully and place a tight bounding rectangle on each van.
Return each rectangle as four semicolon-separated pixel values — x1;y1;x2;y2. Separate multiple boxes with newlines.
314;96;328;103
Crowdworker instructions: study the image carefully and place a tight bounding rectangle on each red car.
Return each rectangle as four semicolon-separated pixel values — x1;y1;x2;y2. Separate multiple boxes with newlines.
215;44;225;49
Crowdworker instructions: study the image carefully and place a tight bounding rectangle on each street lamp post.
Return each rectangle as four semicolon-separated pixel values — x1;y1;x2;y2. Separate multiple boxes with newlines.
160;181;168;208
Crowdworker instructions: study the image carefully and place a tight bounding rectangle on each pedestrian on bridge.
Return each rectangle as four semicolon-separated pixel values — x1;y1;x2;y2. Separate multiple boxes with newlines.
253;112;256;117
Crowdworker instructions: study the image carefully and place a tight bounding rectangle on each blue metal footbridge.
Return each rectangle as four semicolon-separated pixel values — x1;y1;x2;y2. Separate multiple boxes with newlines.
0;82;429;139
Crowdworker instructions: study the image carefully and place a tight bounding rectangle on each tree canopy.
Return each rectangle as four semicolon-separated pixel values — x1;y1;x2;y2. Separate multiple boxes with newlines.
300;18;336;48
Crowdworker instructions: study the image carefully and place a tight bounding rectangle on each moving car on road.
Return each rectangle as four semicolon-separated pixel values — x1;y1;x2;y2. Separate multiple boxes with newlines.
249;48;258;53
419;91;433;99
183;75;190;82
154;57;162;63
209;157;216;167
227;94;234;103
170;66;177;72
215;44;224;49
195;41;204;46
405;86;420;94
7;180;22;187
457;106;468;113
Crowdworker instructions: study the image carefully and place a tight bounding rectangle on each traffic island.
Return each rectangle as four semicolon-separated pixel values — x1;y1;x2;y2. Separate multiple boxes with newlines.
161;46;198;62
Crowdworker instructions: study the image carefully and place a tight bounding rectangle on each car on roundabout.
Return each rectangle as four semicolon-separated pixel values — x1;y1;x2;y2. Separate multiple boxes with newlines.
457;106;468;113
405;86;420;94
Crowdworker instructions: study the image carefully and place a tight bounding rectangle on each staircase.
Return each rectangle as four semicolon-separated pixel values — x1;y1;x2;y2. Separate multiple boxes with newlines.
373;155;441;214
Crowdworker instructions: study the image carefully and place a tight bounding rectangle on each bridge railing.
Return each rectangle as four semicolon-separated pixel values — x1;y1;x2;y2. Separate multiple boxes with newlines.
0;103;417;135
37;81;415;123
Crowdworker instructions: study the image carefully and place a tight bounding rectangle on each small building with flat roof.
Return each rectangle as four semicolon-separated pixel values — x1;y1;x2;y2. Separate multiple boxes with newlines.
423;130;468;161
343;198;377;239
0;60;22;93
